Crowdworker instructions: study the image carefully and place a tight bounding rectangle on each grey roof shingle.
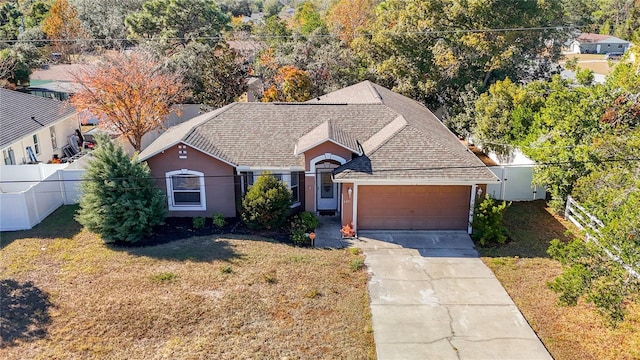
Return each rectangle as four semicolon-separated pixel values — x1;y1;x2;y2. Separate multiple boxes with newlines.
0;89;76;149
140;81;498;183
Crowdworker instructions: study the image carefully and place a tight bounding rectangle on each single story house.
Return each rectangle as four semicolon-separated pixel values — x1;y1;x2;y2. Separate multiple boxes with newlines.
570;33;630;54
139;81;499;234
1;88;80;166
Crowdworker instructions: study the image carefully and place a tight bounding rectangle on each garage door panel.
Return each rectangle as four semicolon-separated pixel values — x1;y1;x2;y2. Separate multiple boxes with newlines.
358;185;470;230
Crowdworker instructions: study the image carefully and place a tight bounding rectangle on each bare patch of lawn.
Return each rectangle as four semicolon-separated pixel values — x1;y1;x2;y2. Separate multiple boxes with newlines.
0;206;375;359
479;201;640;360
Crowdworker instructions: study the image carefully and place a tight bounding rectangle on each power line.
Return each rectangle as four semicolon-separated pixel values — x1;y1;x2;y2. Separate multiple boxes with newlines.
2;156;640;185
0;25;579;44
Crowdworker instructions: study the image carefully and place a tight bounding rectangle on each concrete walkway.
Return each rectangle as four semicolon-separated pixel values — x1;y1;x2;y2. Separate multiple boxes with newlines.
353;231;552;360
312;215;346;248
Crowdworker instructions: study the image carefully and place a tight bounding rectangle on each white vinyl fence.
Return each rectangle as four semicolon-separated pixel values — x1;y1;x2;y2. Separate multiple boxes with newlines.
0;164;85;231
487;165;546;201
564;195;640;280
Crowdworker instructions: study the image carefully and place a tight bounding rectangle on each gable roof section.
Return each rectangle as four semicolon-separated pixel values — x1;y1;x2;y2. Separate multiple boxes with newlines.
576;33;629;44
319;82;498;183
140;102;399;168
294;120;360;155
0;89;76;149
139;104;235;161
140;81;498;183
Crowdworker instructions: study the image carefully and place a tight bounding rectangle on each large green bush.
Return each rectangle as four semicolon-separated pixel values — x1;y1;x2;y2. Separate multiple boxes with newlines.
76;134;166;243
471;196;509;246
241;172;292;230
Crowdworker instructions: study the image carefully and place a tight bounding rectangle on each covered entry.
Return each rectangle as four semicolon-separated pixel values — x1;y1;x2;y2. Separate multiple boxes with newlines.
357;185;471;230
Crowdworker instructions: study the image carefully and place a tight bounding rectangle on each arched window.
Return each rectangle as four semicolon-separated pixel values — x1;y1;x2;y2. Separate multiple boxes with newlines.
165;170;206;211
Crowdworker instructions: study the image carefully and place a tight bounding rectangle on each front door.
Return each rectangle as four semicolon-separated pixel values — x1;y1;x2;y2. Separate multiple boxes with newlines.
317;169;338;210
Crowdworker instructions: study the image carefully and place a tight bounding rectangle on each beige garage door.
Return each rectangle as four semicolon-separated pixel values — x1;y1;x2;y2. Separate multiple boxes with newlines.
357;185;471;230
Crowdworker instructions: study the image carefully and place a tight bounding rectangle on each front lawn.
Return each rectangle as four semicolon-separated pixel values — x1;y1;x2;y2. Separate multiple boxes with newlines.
0;206;375;359
480;201;640;360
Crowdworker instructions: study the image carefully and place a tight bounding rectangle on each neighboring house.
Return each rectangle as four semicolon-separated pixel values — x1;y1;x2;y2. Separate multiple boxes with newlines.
0;88;80;166
570;33;630;54
139;81;499;233
29;64;90;101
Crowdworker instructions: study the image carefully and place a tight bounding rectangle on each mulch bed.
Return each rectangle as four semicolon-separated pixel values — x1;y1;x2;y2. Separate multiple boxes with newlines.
111;217;292;247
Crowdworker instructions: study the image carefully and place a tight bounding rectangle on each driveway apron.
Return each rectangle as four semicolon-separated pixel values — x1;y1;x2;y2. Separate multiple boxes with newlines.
354;231;552;360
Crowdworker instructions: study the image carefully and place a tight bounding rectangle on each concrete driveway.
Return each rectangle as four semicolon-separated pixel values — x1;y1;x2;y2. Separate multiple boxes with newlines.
353;231;552;360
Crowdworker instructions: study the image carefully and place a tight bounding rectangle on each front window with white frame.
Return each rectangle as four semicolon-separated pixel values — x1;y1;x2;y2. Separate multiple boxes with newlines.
166;170;206;211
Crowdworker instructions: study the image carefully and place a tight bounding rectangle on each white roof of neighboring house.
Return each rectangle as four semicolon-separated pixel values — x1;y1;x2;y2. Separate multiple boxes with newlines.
575;33;630;44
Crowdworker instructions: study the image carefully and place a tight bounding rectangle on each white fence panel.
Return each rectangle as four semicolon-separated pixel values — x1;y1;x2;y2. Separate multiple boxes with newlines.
487;165;546;201
0;193;30;231
60;169;85;204
565;196;640;280
28;173;65;226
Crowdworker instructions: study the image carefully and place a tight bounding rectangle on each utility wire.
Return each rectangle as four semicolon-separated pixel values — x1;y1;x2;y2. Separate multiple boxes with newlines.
0;25;580;44
3;157;640;185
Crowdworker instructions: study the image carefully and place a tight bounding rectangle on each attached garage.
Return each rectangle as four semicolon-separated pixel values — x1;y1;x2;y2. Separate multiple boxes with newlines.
357;185;471;230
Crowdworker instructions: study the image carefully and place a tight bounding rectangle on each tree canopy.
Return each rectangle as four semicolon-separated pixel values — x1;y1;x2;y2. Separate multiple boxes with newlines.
125;0;229;49
70;51;185;152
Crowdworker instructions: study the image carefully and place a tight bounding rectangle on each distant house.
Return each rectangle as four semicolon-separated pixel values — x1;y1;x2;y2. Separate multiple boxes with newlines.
1;88;80;166
28;64;90;101
570;33;630;54
139;81;499;234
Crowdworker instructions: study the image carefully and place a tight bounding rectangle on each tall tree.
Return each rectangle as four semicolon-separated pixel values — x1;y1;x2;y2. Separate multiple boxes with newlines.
70;51;185;152
262;65;312;102
291;1;327;35
125;0;229;50
326;0;375;44
170;42;248;107
71;0;144;49
42;0;88;62
353;0;566;111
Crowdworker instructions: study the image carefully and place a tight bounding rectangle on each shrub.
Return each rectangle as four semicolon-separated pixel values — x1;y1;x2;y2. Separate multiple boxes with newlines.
471;196;509;246
192;216;205;229
290;216;310;246
289;212;319;246
298;211;319;231
212;212;226;228
76;134;166;243
241;172;292;230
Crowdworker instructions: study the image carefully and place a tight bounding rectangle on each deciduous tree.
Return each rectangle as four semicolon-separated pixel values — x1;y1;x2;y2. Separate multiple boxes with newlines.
262;65;312;102
70;51;185;152
326;0;374;44
42;0;88;62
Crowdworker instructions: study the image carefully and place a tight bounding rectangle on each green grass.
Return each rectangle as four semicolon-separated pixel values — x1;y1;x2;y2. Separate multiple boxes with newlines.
481;201;640;360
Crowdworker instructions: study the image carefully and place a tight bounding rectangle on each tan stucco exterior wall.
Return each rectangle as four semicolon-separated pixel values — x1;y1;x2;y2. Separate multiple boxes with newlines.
145;144;236;217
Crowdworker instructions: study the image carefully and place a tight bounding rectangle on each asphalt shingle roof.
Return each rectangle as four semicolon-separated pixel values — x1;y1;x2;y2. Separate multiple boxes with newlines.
0;89;76;149
139;81;498;183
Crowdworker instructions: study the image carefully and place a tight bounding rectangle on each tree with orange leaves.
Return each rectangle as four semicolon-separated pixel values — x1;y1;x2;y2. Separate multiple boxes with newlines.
262;65;312;102
42;0;88;62
70;52;185;152
326;0;375;44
